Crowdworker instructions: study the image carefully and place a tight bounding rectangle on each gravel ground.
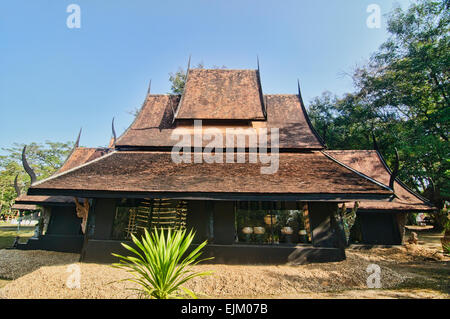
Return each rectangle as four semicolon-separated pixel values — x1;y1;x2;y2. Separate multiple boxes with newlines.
0;245;448;299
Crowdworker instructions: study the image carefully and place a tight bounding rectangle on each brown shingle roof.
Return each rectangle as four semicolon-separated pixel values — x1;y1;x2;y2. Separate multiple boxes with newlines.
29;151;392;200
175;69;266;120
57;147;110;174
116;94;324;150
325;150;434;211
266;95;324;149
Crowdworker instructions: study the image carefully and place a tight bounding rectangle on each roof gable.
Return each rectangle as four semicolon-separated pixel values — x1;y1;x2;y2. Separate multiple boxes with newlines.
175;69;266;120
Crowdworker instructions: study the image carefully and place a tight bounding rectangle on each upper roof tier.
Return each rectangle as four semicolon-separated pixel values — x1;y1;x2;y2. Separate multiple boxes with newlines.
116;68;324;150
175;69;266;120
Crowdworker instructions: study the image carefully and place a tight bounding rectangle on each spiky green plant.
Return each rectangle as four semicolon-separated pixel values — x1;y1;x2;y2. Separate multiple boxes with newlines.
112;228;213;299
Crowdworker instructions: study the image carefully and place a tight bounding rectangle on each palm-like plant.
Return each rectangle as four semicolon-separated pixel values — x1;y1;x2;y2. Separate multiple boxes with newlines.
112;228;213;299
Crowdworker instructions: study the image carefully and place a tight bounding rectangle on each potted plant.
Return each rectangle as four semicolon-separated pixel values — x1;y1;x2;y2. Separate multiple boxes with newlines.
242;226;253;243
298;229;308;243
281;226;293;244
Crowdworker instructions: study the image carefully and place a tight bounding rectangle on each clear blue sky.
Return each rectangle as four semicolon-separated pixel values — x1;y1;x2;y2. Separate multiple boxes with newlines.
0;0;411;153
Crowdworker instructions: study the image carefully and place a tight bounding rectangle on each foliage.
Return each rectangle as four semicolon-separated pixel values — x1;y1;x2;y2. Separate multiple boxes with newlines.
308;0;449;225
112;228;213;299
0;142;73;215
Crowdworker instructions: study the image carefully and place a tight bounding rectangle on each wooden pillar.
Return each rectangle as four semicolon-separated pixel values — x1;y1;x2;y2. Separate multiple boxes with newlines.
186;200;208;243
213;201;236;245
308;202;340;248
92;198;116;240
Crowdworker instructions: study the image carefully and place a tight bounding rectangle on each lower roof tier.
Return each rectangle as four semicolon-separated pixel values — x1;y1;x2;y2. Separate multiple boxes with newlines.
325;150;435;212
28;151;393;201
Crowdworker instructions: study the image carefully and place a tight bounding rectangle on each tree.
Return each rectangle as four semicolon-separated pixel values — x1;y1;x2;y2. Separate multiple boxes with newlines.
308;0;449;220
354;0;449;208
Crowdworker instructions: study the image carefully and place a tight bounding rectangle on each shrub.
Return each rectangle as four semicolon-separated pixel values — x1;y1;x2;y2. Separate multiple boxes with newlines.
112;228;213;299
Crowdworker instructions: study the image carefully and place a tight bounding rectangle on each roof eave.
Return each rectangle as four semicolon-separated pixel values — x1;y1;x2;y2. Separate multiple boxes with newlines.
28;188;394;202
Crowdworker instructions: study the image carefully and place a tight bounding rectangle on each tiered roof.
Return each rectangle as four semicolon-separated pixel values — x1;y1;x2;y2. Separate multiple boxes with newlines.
28;68;394;202
116;69;324;149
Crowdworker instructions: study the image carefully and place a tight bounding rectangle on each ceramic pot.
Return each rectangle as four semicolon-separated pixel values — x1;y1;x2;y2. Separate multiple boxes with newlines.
281;227;293;235
253;227;266;235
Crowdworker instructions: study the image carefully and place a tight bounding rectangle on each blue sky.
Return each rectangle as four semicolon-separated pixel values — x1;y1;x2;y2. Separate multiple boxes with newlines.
0;0;412;152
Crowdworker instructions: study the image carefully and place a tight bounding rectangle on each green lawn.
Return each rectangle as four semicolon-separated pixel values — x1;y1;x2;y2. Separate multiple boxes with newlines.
0;224;35;249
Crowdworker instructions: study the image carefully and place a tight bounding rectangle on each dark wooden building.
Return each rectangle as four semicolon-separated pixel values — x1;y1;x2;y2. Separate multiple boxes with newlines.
24;68;399;264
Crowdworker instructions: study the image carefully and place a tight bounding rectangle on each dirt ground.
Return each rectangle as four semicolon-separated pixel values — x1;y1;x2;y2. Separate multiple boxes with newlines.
0;243;448;299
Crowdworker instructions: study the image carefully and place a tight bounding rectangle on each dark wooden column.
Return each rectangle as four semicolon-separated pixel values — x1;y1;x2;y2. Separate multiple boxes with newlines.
186;200;208;243
92;198;117;240
213;201;236;245
308;202;339;247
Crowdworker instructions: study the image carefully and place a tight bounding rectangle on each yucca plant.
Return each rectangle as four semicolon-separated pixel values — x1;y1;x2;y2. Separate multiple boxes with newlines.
112;228;213;299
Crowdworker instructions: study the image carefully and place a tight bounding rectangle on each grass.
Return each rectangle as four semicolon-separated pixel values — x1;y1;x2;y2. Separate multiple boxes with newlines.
0;224;35;249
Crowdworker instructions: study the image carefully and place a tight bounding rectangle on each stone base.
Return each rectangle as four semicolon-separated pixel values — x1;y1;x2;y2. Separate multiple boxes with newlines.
17;235;84;253
81;240;346;265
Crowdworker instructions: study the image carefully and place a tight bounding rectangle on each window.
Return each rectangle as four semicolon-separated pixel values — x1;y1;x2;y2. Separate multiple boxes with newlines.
235;201;311;245
111;199;187;240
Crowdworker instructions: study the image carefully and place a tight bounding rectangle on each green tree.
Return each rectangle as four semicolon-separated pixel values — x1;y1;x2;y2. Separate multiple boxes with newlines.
308;0;449;221
354;0;449;207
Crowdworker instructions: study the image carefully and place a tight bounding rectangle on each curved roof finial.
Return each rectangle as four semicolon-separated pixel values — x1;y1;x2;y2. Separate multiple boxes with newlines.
257;55;260;72
14;174;21;196
297;79;326;148
22;146;37;185
147;79;152;96
187;54;191;73
75;127;82;148
389;148;400;190
112;117;117;147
